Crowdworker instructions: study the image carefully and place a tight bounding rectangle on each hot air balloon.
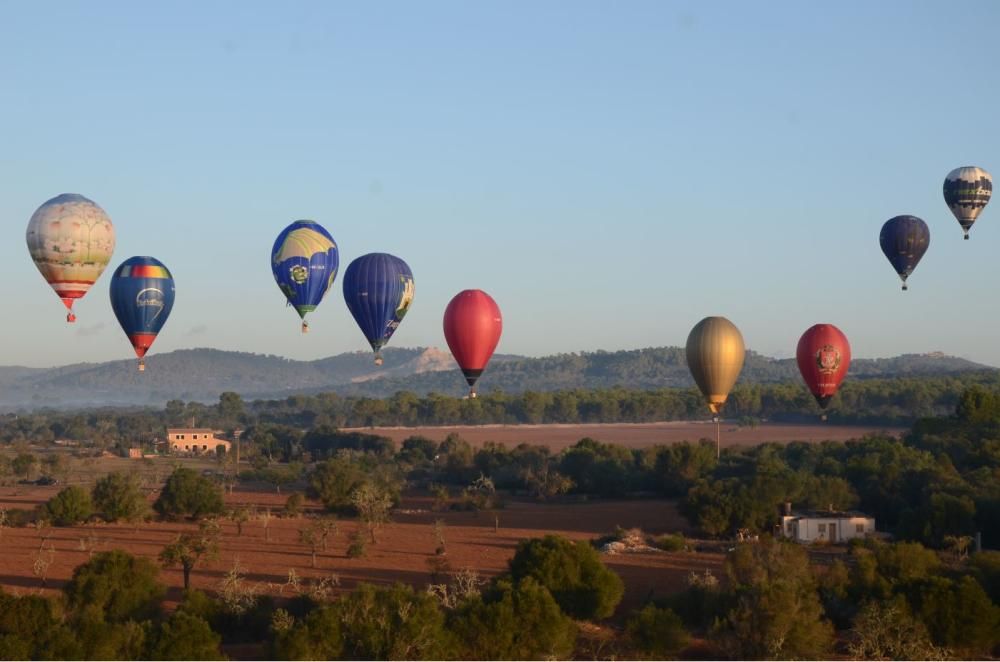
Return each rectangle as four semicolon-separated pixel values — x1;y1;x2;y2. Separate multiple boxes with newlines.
443;290;502;398
343;253;415;365
26;193;116;323
796;324;851;419
879;215;929;291
271;220;339;332
944;166;992;239
110;257;175;371
686;316;745;416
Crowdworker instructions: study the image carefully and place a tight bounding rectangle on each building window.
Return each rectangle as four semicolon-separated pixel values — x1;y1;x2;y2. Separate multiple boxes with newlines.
193;434;198;440
818;523;827;534
856;523;865;533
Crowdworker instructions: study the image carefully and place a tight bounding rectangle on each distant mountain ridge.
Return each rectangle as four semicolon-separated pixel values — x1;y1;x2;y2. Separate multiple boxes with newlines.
0;346;991;411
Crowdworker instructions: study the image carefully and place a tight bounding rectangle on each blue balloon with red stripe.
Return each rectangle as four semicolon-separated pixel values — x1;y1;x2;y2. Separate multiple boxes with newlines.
109;256;175;371
343;253;415;365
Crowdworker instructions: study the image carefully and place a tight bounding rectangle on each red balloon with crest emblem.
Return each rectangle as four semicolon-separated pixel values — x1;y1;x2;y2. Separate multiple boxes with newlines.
796;324;851;412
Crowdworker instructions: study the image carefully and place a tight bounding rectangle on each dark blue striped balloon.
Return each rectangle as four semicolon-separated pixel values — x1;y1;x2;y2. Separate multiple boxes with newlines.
343;253;414;364
879;215;929;291
109;256;175;370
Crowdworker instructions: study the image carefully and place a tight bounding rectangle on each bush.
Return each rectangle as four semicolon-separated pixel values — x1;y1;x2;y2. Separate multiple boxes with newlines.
43;486;93;526
451;577;577;660
63;550;164;623
508;535;624;620
625;604;690;659
653;533;686;552
92;471;149;522
154;468;224;520
347;531;367;559
283;492;305;517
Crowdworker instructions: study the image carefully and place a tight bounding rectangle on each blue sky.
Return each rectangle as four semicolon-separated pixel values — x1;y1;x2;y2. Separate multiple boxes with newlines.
1;1;999;368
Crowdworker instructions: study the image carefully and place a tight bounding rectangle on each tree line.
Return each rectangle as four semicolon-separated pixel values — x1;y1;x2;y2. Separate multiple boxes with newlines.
2;371;999;451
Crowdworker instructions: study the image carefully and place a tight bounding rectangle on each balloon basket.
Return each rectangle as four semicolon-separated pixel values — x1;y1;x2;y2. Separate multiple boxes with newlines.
820;414;828;422
66;312;76;323
374;355;384;366
138;360;146;372
301;322;309;334
901;284;907;291
965;235;969;240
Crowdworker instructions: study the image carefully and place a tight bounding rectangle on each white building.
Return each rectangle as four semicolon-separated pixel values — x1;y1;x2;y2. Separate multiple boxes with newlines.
779;503;876;544
166;428;231;455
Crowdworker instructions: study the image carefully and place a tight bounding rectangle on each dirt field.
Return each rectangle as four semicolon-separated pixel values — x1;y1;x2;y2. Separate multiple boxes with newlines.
345;421;904;452
0;486;719;620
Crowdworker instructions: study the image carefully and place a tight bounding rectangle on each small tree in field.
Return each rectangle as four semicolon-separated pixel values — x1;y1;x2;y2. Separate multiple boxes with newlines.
229;506;253;536
92;471;148;523
154;468;224;520
160;520;221;590
299;518;338;569
43;486;93;526
351;483;392;544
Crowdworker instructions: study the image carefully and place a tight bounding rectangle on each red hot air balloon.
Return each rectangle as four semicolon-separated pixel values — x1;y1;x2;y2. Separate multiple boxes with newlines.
443;290;503;398
796;324;851;418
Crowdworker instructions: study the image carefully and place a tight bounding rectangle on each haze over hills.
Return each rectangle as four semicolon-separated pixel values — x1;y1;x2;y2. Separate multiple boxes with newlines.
0;346;991;411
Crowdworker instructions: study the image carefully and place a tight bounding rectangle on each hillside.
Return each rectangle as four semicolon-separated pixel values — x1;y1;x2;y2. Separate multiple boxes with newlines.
0;346;990;410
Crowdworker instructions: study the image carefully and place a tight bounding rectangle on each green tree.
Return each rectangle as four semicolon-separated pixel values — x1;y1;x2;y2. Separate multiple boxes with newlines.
625;604;690;660
507;535;624;620
12;453;35;481
714;538;834;659
92;471;149;522
63;550;164;623
0;593;81;660
273;583;453;660
43;485;93;526
148;611;223;661
307;458;366;512
906;575;1000;656
450;577;577;660
154;468;224;520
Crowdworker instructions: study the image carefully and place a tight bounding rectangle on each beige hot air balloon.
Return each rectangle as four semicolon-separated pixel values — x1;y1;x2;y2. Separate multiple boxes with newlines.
686;316;745;415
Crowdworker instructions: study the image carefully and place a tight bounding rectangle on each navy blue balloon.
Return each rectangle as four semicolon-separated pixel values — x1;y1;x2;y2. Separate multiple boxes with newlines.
271;220;339;332
109;256;176;370
343;253;415;365
879;215;930;291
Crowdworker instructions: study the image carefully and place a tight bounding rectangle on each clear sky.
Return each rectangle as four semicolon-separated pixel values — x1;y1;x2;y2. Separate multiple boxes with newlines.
1;1;999;368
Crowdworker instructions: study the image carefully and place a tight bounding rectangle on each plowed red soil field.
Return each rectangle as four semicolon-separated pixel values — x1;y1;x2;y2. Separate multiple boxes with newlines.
0;487;717;618
346;421;903;451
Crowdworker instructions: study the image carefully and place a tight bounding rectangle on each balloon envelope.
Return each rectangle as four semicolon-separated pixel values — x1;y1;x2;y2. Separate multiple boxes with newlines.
271;220;339;329
944;166;992;239
879;215;929;290
343;253;415;364
443;290;503;396
686;316;745;415
109;257;175;369
26;193;116;322
796;324;851;409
